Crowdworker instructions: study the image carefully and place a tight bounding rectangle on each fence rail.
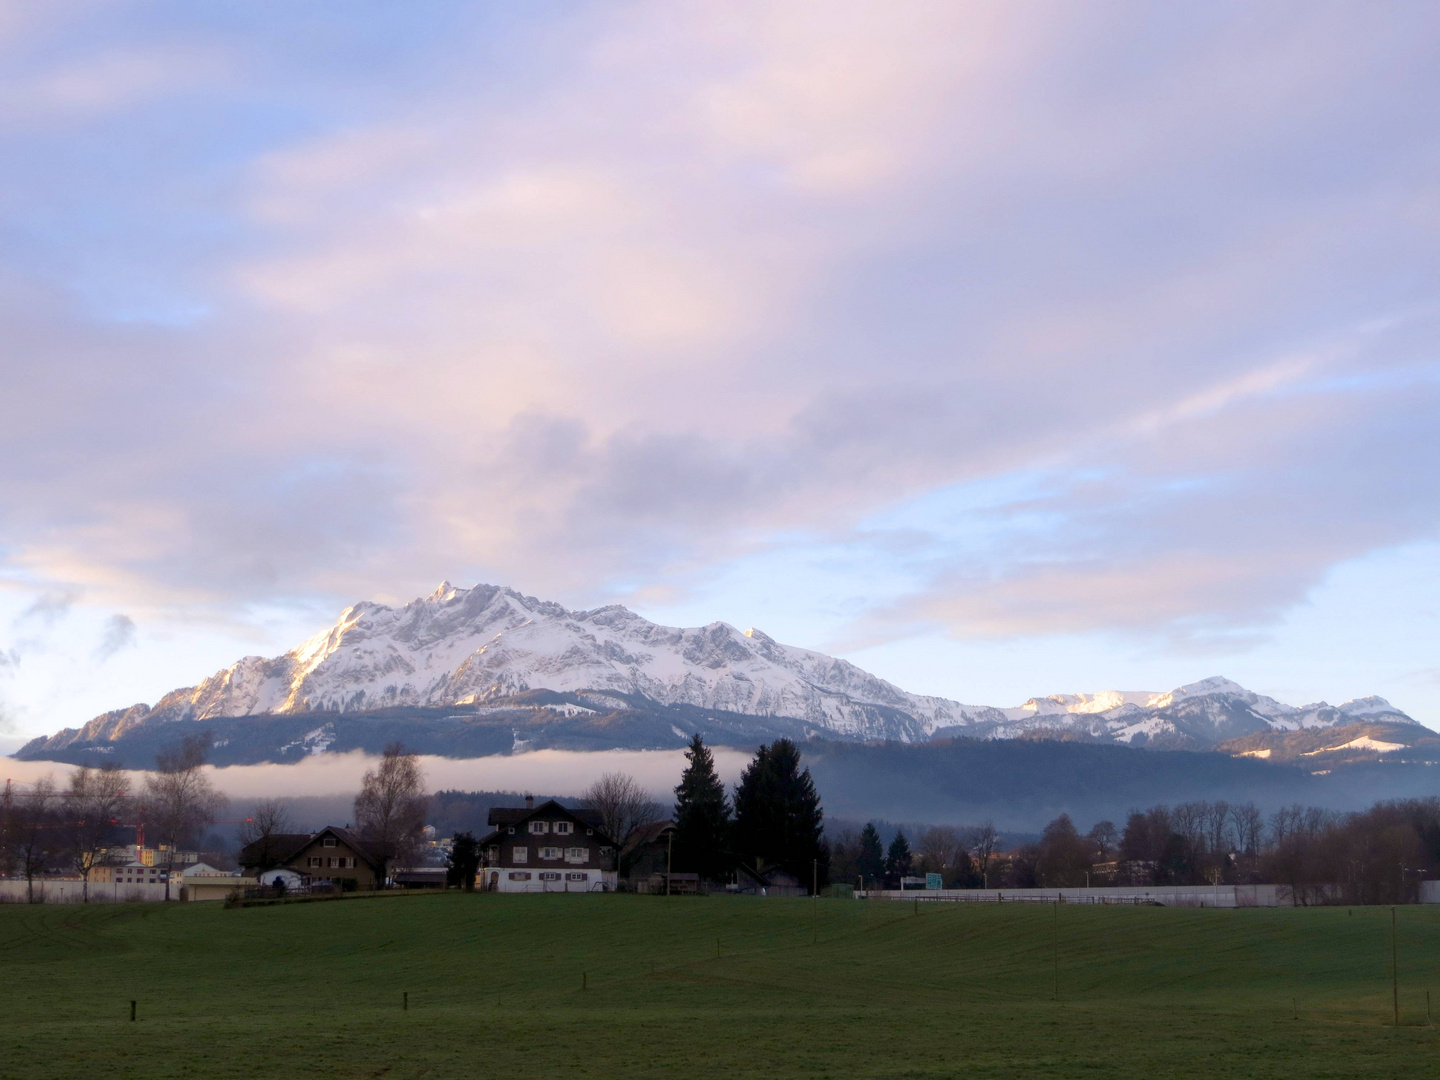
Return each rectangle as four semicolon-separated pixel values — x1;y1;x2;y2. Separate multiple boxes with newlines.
857;885;1287;907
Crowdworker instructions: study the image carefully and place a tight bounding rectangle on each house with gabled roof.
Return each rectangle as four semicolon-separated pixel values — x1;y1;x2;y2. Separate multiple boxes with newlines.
238;826;385;891
478;795;619;893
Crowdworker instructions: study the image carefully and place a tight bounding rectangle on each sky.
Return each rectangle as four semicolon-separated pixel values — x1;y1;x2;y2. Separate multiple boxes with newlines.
1;1;1438;745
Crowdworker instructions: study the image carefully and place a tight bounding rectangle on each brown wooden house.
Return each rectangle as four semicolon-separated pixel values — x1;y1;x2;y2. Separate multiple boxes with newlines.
239;827;385;891
478;796;618;892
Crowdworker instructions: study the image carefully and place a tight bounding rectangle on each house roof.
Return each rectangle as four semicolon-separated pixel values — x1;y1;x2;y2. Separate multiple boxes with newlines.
485;799;615;844
237;833;312;870
627;820;675;848
238;827;385;874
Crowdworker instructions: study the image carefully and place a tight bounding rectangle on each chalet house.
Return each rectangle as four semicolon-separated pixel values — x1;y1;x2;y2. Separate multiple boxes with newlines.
479;797;618;893
238;827;385;891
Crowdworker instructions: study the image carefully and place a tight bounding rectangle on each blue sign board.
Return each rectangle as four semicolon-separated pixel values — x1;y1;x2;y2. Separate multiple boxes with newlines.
925;873;942;890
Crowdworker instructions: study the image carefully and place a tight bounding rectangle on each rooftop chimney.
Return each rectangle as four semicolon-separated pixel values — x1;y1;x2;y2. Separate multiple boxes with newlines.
524;794;534;810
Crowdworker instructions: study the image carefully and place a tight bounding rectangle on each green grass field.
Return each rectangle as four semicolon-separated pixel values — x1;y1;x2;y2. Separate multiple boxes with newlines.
3;894;1439;1079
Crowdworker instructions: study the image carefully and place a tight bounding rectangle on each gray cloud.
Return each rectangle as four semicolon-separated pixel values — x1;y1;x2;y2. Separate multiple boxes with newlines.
94;613;137;661
19;591;78;627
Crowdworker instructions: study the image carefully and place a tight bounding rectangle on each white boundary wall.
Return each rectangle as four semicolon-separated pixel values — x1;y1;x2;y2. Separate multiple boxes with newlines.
860;885;1294;908
0;878;169;903
480;868;617;893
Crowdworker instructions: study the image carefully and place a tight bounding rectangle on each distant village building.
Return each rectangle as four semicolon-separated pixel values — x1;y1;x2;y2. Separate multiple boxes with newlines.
93;862;168;888
478;797;618;893
97;846;200;870
180;864;256;901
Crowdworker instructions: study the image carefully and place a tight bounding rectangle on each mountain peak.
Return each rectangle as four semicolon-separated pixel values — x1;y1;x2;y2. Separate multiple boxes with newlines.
21;584;1418;760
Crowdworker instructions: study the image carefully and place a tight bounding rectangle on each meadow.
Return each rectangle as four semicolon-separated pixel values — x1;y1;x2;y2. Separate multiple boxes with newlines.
2;893;1438;1079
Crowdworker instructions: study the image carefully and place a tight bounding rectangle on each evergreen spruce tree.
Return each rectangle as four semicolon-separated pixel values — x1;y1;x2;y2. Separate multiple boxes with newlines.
886;829;913;887
672;733;732;883
856;822;885;887
731;739;829;891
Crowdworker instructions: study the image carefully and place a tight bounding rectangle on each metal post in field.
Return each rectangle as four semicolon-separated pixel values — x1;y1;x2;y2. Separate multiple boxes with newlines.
130;1000;135;1022
666;832;672;897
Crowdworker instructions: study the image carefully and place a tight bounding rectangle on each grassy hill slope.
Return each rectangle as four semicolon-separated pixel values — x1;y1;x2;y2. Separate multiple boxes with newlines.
2;893;1439;1078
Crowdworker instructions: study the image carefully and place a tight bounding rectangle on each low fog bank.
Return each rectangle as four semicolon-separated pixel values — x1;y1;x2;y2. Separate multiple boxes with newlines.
4;747;751;802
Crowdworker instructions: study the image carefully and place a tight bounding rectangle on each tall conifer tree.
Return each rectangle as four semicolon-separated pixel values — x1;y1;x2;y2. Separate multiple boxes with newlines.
886;829;913;887
672;733;732;882
731;739;829;891
856;822;885;886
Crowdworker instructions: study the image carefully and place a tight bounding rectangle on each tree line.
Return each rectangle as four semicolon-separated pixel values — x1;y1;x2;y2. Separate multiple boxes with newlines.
827;820;1002;889
0;733;227;902
991;798;1440;903
668;735;828;891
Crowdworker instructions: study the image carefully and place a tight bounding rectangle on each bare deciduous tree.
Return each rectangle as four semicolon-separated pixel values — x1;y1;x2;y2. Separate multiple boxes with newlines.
1088;820;1119;860
1203;801;1232;856
967;820;999;887
14;776;58;903
1171;802;1207;852
145;733;227;900
65;765;130;902
581;772;662;871
1232;802;1264;856
916;825;963;877
236;799;295;872
354;742;429;887
0;779;16;878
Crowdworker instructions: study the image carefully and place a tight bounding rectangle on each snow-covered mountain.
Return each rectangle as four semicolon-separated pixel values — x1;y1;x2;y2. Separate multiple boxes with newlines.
24;583;1420;757
951;675;1418;747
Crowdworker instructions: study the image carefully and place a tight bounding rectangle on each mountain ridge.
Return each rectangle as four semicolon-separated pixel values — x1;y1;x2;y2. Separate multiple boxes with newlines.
17;582;1420;761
